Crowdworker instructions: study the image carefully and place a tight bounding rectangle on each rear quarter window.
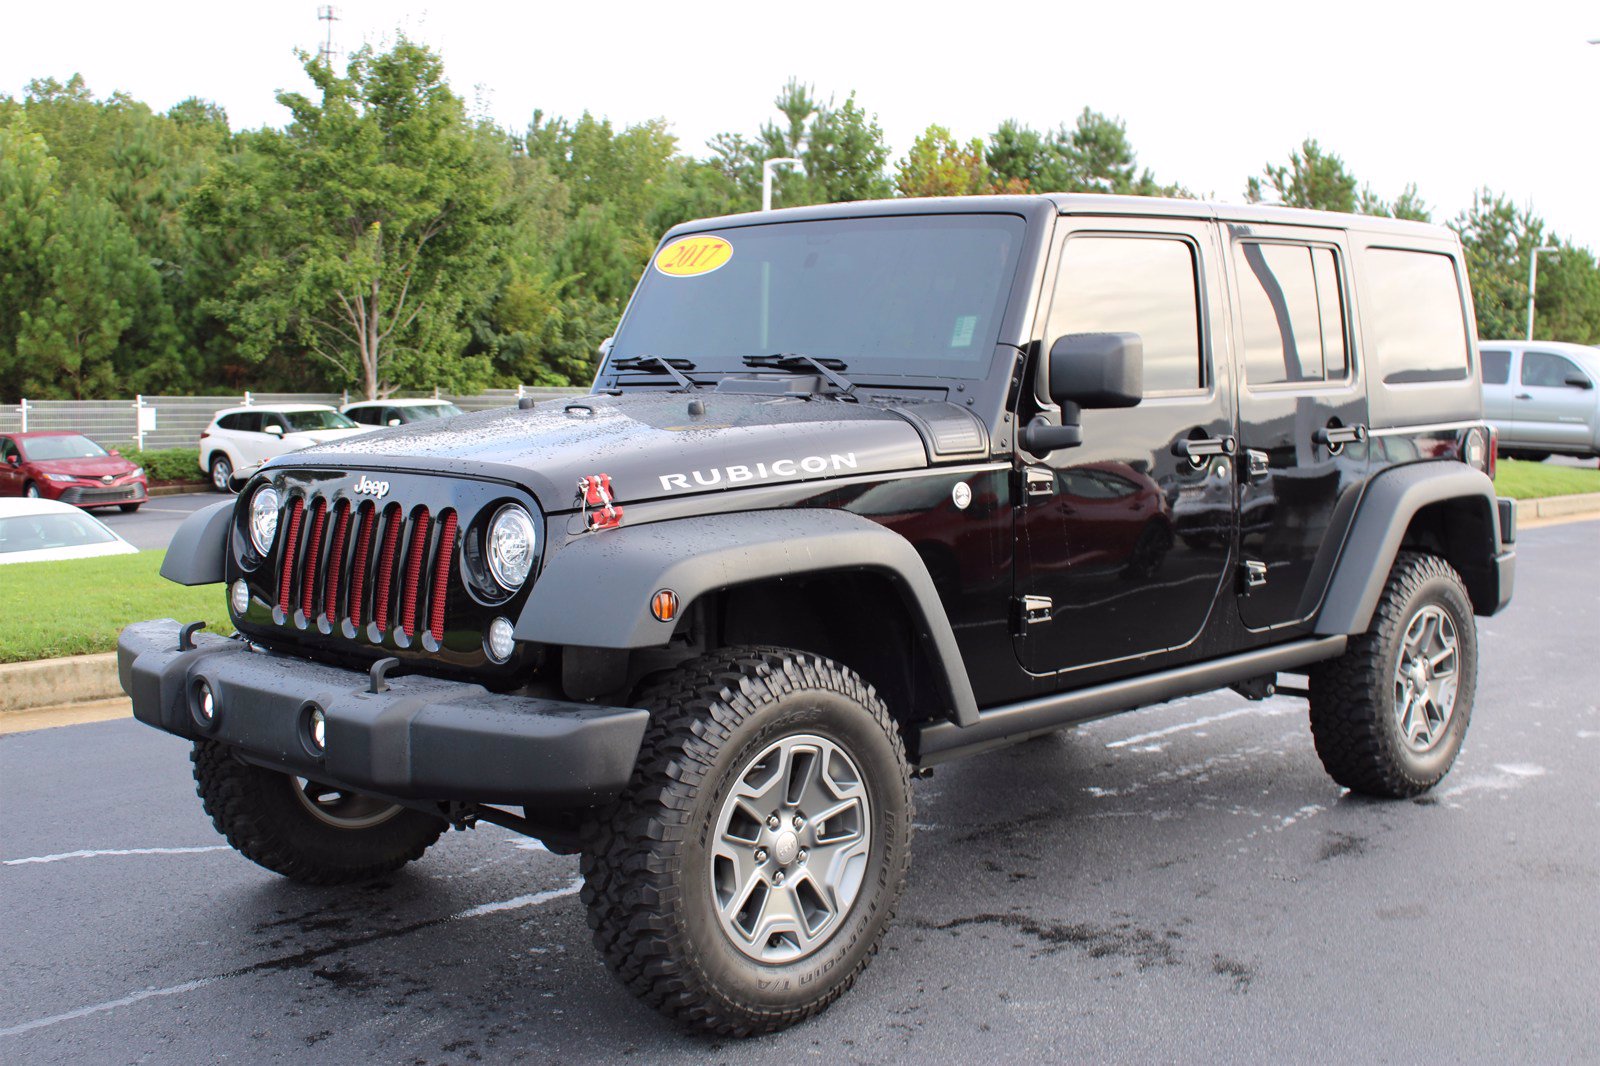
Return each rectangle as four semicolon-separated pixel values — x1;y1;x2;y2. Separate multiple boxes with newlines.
1362;248;1471;385
1480;349;1511;385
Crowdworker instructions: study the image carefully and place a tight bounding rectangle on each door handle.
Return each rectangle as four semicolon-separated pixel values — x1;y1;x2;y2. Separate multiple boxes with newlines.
1312;424;1368;449
1515;393;1533;400
1172;435;1237;466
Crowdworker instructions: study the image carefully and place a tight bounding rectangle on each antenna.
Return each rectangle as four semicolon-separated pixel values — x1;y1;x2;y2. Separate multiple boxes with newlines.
317;5;340;68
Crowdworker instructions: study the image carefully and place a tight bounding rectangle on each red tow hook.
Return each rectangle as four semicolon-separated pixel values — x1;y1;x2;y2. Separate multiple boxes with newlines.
577;474;624;531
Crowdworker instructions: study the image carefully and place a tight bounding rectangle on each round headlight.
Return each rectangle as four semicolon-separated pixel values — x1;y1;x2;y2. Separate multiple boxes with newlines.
487;504;538;590
248;485;280;555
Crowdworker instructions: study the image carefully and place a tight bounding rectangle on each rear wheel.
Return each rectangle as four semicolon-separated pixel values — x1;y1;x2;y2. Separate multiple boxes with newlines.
191;739;446;884
582;646;912;1036
1308;552;1477;797
209;453;233;492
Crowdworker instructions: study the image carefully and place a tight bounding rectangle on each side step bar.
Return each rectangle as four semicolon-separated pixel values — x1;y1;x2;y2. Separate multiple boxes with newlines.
913;635;1347;765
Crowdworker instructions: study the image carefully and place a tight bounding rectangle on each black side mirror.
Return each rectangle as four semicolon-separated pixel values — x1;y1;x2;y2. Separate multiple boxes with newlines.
1021;332;1144;454
1565;373;1593;390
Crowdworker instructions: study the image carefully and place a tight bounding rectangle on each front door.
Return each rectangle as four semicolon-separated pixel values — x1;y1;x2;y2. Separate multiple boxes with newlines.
1014;218;1236;677
1225;224;1370;631
1512;349;1595;450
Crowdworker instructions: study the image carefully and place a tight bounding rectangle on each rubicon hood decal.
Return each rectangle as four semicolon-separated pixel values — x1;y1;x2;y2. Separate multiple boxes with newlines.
282;392;941;510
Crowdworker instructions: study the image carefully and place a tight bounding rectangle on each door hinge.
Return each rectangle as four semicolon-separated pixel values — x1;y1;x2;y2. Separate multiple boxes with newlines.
1012;595;1054;633
1022;467;1055;498
1245;449;1270;480
1241;560;1268;590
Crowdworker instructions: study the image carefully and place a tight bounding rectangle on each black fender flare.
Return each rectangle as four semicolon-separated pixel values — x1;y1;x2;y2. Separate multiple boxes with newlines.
158;499;234;586
514;509;980;727
1314;462;1505;636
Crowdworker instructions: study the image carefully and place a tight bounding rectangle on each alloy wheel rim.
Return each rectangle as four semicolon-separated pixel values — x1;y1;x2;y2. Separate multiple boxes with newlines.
1392;604;1460;753
709;733;872;964
212;460;231;490
291;777;403;830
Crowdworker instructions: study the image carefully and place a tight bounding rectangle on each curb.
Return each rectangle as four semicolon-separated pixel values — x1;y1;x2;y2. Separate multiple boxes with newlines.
1513;492;1600;521
0;653;121;714
149;482;212;497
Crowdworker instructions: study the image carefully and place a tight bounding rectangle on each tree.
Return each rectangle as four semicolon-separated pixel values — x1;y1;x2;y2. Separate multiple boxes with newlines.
804;92;892;202
985;109;1178;196
1449;189;1544;340
896;125;989;197
190;38;505;399
708;81;891;209
1247;138;1358;212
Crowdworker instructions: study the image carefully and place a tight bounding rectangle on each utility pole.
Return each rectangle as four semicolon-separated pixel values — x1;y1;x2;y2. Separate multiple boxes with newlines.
1526;246;1559;341
762;157;804;211
317;5;340;68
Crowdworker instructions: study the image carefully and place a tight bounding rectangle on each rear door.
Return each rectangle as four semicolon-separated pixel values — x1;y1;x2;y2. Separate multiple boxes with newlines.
1512;350;1595;449
1225;224;1370;632
1014;216;1236;677
1479;347;1515;425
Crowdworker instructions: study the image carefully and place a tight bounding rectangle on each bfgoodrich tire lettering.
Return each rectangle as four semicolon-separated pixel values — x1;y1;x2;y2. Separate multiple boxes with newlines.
1308;552;1478;797
581;646;912;1036
191;739;446;884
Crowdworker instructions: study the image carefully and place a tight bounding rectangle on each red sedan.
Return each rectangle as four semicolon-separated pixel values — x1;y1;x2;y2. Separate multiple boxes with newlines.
0;431;148;512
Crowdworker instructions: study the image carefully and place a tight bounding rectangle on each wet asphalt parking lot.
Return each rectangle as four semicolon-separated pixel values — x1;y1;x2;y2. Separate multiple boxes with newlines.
2;519;1596;1063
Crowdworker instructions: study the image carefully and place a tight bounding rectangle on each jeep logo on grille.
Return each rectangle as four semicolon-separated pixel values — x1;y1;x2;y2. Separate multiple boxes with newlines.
353;475;390;498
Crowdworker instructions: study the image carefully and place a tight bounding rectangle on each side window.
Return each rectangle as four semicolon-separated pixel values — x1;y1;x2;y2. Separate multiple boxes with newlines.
1521;351;1586;388
1235;242;1349;387
383;407;401;424
1480;349;1511;385
238;412;263;433
0;438;16;462
1362;248;1471;384
1049;234;1204;394
261;413;286;434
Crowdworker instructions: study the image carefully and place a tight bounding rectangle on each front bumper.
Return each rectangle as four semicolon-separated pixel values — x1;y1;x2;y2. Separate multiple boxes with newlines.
117;619;649;808
47;479;147;506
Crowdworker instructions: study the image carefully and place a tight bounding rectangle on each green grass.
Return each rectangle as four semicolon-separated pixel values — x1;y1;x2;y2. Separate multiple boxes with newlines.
0;551;233;664
1493;458;1600;500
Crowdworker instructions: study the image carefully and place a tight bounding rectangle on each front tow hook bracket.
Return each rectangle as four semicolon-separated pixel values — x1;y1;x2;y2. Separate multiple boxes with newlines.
369;656;402;694
178;620;208;651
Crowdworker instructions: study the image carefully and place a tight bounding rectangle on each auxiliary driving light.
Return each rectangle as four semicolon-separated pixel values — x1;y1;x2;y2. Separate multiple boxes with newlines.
486;616;515;663
230;579;250;615
193;680;216;726
308;707;326;752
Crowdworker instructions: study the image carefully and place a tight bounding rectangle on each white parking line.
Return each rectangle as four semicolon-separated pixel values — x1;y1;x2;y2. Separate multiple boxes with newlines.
3;846;231;866
0;876;583;1038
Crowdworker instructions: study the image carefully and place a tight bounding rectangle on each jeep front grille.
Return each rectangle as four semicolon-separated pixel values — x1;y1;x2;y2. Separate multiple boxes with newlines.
272;492;458;645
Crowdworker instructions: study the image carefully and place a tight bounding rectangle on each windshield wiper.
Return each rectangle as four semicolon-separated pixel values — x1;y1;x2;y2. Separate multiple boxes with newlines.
611;355;700;391
741;353;855;396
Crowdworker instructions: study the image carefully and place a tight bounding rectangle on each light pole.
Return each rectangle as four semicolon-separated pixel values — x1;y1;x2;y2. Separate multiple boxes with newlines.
762;157;803;211
1526;246;1559;340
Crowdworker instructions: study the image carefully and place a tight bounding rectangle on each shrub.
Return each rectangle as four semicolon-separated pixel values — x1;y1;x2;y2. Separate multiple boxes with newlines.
117;447;203;483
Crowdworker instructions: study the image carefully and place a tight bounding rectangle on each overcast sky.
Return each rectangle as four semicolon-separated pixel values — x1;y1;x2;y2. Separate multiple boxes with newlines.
6;1;1597;250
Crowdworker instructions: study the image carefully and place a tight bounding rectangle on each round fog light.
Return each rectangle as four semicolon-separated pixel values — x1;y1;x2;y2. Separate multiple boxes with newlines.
230;579;250;615
309;707;326;752
195;681;215;723
486;616;515;663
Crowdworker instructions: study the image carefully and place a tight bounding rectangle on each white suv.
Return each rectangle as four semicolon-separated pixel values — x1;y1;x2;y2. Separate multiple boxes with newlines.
199;405;367;491
340;398;465;427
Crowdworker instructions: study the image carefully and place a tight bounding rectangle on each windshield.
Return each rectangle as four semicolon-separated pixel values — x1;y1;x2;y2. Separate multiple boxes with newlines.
404;404;463;420
282;410;357;432
0;512;117;553
21;435;108;461
610;214;1026;381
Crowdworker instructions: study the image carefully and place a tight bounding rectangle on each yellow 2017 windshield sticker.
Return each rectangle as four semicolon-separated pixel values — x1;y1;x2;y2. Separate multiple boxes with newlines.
654;235;733;277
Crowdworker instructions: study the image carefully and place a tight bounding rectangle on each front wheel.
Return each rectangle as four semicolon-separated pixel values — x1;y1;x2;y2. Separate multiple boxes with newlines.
191;740;446;884
581;647;913;1036
23;481;40;499
119;503;142;513
1308;552;1477;797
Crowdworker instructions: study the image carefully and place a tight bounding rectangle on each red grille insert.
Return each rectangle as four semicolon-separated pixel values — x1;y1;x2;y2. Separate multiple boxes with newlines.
399;508;432;640
428;510;457;639
276;497;305;611
299;499;328;618
371;506;403;631
322;502;350;624
347;502;375;628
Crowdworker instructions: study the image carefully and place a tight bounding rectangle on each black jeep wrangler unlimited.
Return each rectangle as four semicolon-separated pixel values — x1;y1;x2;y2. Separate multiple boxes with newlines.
121;194;1515;1035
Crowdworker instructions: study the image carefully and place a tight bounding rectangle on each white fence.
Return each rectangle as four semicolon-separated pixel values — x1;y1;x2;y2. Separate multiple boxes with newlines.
0;387;584;451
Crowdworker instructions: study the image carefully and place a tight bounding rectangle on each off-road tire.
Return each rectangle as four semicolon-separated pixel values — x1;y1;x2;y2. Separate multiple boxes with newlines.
191;739;446;885
581;646;913;1036
1308;552;1477;797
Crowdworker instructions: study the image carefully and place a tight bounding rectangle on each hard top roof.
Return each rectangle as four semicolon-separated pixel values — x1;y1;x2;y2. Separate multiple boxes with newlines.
668;192;1454;243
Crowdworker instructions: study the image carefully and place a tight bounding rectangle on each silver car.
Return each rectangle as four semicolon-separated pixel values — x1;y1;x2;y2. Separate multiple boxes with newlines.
1479;340;1600;461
